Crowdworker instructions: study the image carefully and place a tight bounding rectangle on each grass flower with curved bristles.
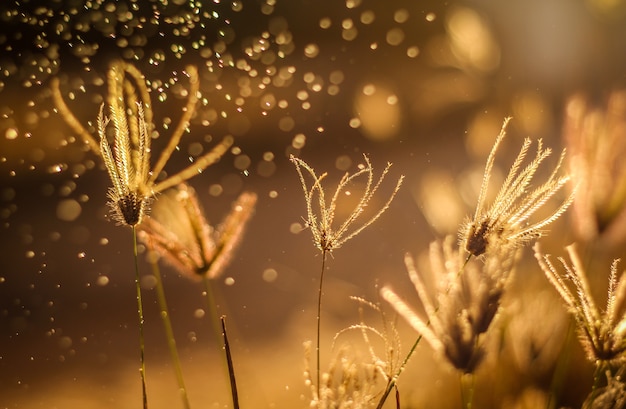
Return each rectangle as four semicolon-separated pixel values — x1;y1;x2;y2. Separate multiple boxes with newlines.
291;154;404;254
461;117;574;258
291;153;403;398
52;60;234;226
534;243;626;366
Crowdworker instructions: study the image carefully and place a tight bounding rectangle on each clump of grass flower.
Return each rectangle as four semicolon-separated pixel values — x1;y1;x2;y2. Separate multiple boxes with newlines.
331;295;402;407
138;183;256;409
304;341;381;409
563;90;626;246
381;237;518;408
51;61;233;409
291;154;403;398
534;243;626;369
138;183;257;282
461;117;574;258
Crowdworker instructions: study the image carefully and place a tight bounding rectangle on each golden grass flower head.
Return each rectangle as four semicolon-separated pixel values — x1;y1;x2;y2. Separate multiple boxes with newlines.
534;242;626;365
564;91;626;246
461;117;574;257
52;60;234;226
304;341;381;409
290;154;403;254
381;237;517;373
138;183;257;280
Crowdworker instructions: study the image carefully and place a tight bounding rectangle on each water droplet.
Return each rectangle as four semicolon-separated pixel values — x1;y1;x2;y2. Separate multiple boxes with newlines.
96;276;109;287
56;199;81;222
262;268;278;283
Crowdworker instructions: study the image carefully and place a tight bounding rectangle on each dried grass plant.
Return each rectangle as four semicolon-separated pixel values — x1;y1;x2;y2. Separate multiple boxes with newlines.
52;61;234;408
460;117;574;258
534;243;626;374
291;154;403;399
139;183;256;409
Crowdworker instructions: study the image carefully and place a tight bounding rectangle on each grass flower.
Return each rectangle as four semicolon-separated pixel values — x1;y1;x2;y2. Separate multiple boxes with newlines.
52;60;234;226
291;154;404;254
138;183;257;281
291;154;403;397
304;341;381;409
139;183;256;409
534;243;626;366
563;91;626;246
382;237;517;374
460;117;574;258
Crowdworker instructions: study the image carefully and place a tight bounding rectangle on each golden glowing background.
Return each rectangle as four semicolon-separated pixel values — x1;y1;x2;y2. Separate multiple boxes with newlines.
2;0;626;407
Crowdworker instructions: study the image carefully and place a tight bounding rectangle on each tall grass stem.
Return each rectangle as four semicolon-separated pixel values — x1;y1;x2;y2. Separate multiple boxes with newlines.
316;250;328;397
220;316;240;409
150;260;191;409
132;226;149;409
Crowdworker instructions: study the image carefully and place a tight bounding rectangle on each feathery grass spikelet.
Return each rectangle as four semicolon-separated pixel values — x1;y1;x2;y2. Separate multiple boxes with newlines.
138;183;257;280
52;60;234;226
382;237;517;373
291;154;404;253
460;117;574;257
534;242;626;365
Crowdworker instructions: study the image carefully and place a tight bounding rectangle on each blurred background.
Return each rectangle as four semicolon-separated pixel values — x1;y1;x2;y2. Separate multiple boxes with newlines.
2;0;626;407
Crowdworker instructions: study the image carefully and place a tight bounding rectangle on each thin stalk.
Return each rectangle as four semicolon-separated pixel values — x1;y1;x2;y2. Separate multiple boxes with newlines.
150;260;191;409
546;318;575;409
460;372;475;409
202;276;233;406
316;250;328;397
202;276;225;353
220;316;240;409
132;226;148;409
375;254;473;409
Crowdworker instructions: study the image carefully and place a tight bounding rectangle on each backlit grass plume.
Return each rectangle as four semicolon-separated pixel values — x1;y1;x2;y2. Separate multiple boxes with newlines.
52;60;234;226
461;117;574;258
563;91;626;246
291;154;403;254
291;154;403;398
534;243;626;366
382;237;517;374
138;183;257;281
139;183;256;409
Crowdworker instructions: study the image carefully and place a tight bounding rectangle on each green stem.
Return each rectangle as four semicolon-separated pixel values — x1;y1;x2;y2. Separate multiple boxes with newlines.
150;260;191;409
460;372;475;409
317;250;328;398
132;226;148;409
546;318;575;409
202;276;224;353
202;276;233;407
220;316;240;409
